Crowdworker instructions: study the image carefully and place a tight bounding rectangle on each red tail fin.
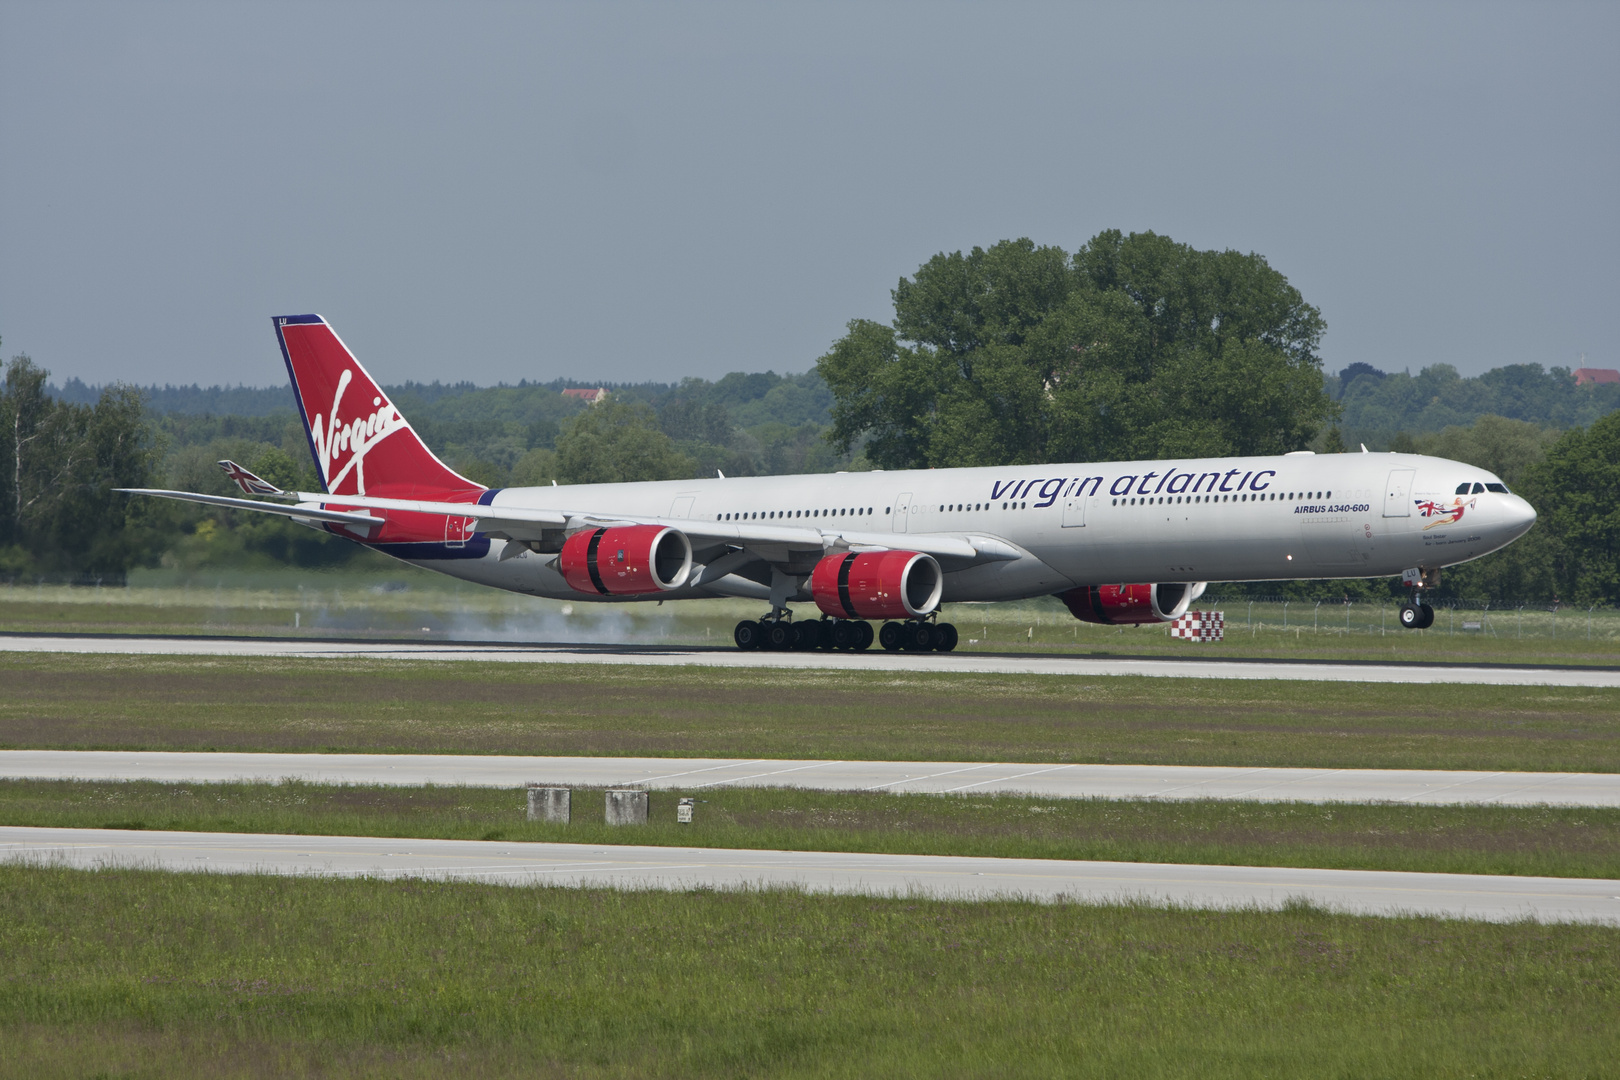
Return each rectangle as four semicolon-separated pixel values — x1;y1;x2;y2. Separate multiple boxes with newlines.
274;315;479;498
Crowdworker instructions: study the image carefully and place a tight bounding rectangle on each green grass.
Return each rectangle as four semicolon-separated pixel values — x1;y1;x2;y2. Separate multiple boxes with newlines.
1;864;1615;1078
5;572;1619;666
7;778;1619;880
4;653;1619;772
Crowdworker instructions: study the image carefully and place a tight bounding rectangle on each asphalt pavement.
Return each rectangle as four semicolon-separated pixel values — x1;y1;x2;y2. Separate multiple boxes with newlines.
5;632;1618;686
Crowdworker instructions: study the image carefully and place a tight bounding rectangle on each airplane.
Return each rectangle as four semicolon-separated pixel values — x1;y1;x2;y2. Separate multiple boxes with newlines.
120;314;1539;652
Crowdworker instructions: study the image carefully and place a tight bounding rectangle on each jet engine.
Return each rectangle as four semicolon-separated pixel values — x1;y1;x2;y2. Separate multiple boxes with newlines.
809;550;943;620
1057;582;1207;625
558;525;692;595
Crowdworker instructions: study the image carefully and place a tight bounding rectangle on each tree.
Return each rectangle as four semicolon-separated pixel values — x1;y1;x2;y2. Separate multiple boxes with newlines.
555;396;693;484
1529;410;1620;604
818;232;1334;468
0;352;161;576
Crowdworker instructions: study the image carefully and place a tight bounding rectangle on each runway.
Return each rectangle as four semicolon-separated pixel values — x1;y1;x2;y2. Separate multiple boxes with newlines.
5;632;1619;686
6;750;1618;807
3;825;1613;924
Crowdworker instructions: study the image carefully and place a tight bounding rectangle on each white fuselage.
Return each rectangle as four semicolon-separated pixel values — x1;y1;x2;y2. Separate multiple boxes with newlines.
385;451;1537;606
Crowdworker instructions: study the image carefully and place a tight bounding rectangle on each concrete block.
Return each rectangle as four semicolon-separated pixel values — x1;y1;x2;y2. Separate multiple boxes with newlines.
605;789;648;825
527;785;570;823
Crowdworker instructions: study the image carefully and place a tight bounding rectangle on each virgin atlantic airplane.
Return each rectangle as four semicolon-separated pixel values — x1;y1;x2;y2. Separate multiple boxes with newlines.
122;315;1538;652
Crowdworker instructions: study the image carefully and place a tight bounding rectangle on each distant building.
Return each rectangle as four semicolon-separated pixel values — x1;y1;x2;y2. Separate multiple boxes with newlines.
1574;368;1620;386
561;387;608;404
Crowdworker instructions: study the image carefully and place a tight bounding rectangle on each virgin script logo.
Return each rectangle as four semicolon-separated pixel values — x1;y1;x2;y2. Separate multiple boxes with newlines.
310;369;403;494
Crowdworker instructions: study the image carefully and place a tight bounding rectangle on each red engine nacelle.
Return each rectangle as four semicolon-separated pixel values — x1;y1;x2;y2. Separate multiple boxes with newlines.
558;525;692;595
809;550;943;620
1057;582;1206;625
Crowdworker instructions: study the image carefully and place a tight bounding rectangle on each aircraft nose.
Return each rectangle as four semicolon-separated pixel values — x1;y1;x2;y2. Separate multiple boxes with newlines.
1503;495;1537;537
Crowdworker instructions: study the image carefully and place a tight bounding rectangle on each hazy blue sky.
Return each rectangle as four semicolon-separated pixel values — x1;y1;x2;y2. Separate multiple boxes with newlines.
1;1;1614;388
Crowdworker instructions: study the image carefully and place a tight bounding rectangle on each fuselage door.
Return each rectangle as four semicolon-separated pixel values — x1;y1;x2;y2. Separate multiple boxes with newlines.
1062;489;1087;527
892;492;913;533
444;514;474;548
669;495;696;519
1383;469;1415;517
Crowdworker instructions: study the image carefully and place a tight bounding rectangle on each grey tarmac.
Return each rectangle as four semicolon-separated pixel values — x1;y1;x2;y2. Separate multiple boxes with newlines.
4;751;1618;807
3;825;1616;925
3;632;1619;686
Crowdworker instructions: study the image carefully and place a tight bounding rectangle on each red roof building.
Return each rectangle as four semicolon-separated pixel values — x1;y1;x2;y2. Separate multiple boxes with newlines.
1574;368;1620;386
561;387;608;403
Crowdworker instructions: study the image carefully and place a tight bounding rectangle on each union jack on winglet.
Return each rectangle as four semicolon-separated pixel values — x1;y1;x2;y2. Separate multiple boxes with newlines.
216;460;285;497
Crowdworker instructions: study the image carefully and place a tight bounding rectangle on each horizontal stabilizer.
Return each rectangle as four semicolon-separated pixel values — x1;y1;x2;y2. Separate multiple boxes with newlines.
115;489;384;528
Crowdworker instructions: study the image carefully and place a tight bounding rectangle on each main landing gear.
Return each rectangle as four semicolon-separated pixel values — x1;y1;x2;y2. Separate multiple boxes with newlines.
733;614;959;653
1399;602;1435;630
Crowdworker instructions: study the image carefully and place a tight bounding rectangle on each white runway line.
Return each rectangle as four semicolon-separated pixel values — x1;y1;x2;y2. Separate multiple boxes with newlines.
3;825;1615;924
4;632;1620;686
4;751;1618;807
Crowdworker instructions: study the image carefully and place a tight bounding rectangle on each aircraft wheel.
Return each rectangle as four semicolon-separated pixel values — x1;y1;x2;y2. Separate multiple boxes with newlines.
1398;605;1422;630
832;620;858;650
786;622;810;650
933;622;959;652
854;621;874;651
878;621;903;651
1418;603;1436;629
816;620;836;650
902;622;935;651
733;620;762;650
765;621;792;650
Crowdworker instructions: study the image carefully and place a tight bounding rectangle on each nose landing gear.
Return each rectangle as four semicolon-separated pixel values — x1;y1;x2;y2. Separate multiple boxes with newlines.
1399;603;1435;630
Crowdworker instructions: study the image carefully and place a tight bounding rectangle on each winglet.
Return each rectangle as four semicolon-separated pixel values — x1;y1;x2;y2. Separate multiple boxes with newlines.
217;460;286;497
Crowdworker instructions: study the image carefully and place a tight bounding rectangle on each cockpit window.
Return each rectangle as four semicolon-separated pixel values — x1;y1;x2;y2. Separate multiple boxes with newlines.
1486;482;1510;494
1471;482;1486;494
1455;483;1472;495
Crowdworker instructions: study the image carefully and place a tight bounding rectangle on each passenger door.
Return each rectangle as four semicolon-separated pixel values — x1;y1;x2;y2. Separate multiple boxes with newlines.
1384;469;1415;517
892;492;913;533
1061;489;1087;527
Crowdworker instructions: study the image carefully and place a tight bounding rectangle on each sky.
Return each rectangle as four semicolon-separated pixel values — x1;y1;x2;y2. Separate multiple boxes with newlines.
1;1;1615;389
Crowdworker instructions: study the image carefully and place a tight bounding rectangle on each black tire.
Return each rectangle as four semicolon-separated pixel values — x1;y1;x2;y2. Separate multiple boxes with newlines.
816;620;836;650
903;622;934;651
878;621;903;651
1398;605;1421;629
832;620;858;650
786;622;809;650
733;620;762;650
854;621;874;651
765;621;792;650
933;622;959;652
1418;603;1436;629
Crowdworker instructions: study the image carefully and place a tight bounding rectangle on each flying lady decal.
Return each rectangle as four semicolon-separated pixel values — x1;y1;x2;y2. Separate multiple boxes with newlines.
1416;496;1474;530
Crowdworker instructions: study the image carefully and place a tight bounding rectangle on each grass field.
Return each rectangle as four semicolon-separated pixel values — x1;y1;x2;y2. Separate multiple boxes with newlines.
5;570;1619;667
2;865;1615;1079
6;778;1618;879
3;652;1617;772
